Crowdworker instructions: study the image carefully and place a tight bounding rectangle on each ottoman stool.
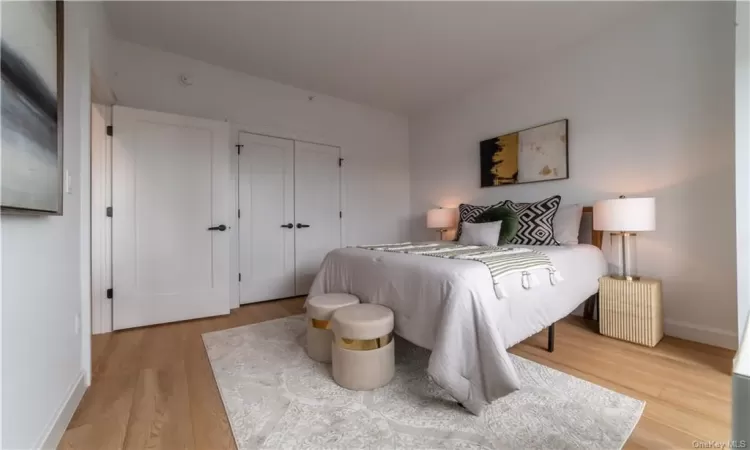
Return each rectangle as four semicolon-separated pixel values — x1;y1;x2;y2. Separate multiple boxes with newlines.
306;293;360;362
330;304;395;390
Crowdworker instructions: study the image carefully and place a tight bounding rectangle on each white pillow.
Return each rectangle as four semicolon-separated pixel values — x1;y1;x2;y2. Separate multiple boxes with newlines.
554;204;583;245
458;220;503;246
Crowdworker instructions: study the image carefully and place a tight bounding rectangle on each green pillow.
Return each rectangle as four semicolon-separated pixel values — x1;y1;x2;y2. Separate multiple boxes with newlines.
475;206;519;245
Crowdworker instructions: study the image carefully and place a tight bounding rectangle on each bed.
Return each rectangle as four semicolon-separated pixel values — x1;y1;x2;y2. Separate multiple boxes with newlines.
307;207;606;415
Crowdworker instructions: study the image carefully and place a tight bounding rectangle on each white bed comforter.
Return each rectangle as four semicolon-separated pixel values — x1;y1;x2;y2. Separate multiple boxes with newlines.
308;244;607;415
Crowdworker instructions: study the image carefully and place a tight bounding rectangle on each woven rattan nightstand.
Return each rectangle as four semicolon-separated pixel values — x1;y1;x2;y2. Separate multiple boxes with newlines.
599;276;663;347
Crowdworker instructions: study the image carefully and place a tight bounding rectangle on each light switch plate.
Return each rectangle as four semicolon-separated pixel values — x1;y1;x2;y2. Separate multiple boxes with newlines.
65;170;72;194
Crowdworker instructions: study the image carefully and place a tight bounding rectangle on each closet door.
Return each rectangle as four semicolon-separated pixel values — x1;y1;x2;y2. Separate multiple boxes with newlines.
239;132;296;304
294;142;342;295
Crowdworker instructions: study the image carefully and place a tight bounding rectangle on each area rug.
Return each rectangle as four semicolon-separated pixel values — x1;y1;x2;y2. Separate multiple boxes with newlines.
202;316;644;449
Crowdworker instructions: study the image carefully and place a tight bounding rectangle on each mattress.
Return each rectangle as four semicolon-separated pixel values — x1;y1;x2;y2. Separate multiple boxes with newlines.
308;243;607;414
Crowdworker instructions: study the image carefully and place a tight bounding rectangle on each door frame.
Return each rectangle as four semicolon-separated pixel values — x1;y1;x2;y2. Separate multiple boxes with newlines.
91;103;112;335
235;130;344;305
93;106;234;332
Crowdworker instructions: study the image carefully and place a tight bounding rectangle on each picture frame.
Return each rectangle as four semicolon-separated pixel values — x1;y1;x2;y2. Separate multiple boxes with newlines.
479;119;568;188
1;1;65;215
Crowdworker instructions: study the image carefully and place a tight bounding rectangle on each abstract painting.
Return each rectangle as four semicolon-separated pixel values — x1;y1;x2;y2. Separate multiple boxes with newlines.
480;119;568;188
1;1;64;214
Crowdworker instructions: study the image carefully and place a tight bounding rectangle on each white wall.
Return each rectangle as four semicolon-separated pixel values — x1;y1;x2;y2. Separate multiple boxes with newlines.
1;3;111;448
409;2;737;348
736;0;750;342
107;40;411;310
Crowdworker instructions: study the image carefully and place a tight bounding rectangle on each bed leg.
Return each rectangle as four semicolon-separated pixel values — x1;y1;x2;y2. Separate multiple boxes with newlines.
547;323;555;352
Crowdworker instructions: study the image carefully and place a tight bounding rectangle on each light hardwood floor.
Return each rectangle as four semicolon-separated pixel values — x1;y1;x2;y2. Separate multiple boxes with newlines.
59;297;733;449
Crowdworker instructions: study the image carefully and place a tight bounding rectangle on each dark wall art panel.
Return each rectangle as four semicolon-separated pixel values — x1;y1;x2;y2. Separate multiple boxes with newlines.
1;1;64;214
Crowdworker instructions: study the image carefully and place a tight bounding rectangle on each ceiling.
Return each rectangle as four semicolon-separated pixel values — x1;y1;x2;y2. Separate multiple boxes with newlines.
105;1;661;114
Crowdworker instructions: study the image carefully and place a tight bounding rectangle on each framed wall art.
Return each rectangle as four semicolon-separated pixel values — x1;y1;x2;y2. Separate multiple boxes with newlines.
1;1;64;214
479;119;568;188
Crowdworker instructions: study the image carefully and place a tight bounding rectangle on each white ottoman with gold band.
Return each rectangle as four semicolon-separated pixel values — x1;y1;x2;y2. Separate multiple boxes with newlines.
330;304;395;391
306;293;360;362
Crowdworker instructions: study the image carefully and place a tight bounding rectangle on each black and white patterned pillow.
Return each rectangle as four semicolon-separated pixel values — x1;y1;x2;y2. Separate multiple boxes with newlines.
501;195;561;246
455;201;503;241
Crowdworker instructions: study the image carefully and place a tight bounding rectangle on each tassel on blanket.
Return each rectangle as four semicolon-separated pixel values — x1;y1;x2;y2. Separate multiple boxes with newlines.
521;271;531;290
548;268;564;286
521;272;540;289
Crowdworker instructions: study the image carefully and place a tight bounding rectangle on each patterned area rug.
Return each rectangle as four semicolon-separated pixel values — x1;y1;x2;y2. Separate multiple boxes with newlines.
202;316;644;449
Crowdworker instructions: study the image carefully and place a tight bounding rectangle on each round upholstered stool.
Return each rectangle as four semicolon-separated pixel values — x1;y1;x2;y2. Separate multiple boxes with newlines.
330;304;395;390
306;293;360;362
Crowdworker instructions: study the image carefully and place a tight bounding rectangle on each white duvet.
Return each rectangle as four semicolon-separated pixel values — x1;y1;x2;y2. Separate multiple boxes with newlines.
308;243;607;415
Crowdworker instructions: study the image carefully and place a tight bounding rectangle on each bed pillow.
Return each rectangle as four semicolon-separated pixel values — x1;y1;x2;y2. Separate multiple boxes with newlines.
458;220;503;247
455;201;503;241
475;206;519;245
554;204;583;245
500;195;561;246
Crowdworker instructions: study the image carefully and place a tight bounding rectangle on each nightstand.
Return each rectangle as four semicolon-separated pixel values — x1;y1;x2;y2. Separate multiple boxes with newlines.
599;276;663;347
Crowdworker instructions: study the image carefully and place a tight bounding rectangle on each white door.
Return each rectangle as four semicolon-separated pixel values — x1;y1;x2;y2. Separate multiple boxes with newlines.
294;141;342;295
112;106;230;330
239;132;296;304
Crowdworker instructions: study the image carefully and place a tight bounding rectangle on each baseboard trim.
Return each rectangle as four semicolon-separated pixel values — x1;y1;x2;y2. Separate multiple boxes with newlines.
571;307;737;350
664;319;738;350
36;371;87;450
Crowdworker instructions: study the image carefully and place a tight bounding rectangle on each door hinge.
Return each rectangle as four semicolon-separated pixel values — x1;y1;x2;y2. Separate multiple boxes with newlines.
106;288;113;299
238;209;241;218
236;144;244;154
238;273;242;282
338;158;343;167
106;206;112;217
339;211;342;219
106;125;113;136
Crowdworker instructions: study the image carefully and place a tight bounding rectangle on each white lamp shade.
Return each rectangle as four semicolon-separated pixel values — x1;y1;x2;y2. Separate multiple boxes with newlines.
593;197;656;232
427;208;456;229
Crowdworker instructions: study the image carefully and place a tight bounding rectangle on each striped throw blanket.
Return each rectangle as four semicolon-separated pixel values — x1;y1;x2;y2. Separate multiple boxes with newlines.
358;242;563;299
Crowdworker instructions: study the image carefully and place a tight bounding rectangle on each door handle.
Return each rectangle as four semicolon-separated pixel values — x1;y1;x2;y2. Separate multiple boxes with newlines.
280;223;294;229
296;223;310;229
208;224;228;231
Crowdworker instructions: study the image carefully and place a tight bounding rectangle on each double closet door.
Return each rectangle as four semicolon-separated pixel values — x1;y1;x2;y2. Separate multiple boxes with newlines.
238;132;341;304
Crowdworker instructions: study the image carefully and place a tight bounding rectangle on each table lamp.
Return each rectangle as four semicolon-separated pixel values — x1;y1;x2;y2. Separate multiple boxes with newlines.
593;196;655;281
427;208;456;240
